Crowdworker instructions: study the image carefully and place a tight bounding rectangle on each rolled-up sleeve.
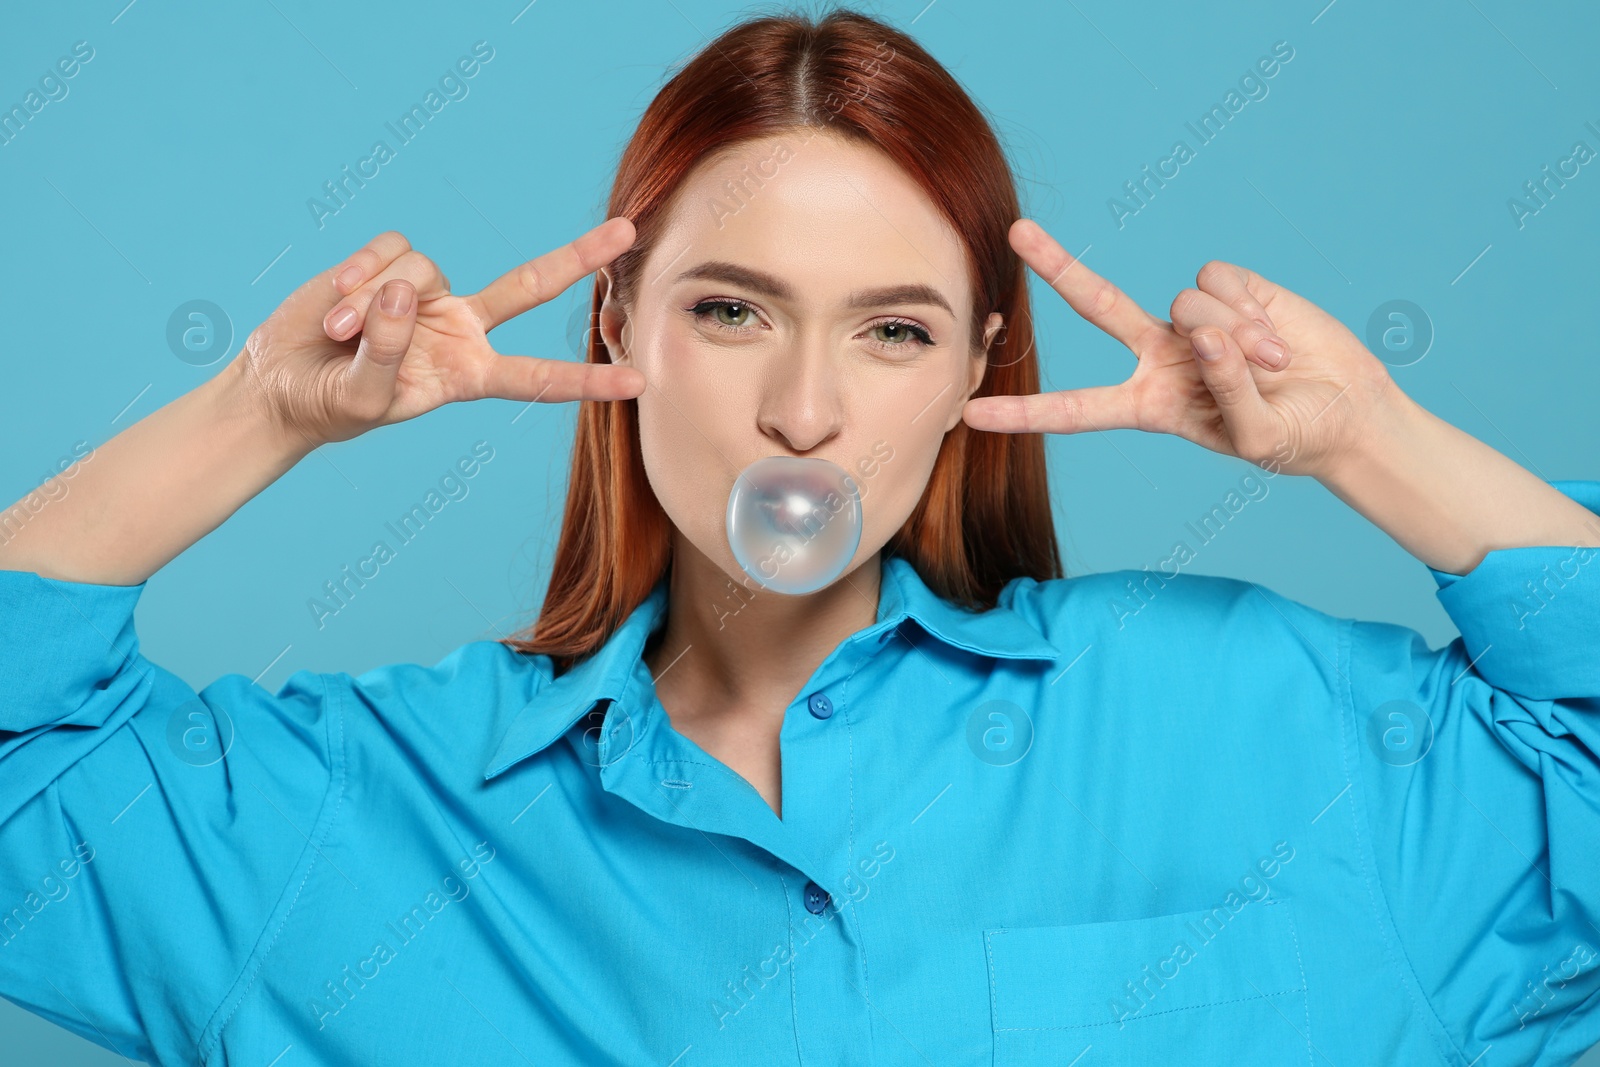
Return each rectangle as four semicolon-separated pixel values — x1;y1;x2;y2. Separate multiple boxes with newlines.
0;570;342;1064
1346;479;1600;1067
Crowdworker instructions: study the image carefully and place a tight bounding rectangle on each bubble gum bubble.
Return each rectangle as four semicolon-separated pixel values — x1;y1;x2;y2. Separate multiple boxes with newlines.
725;456;863;595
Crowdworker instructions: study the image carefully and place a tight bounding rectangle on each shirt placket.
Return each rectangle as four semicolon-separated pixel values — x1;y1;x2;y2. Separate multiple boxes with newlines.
774;639;877;1066
594;636;883;1065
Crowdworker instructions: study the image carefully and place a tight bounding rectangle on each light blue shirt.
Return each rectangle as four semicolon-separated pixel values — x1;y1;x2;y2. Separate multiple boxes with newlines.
3;478;1598;1066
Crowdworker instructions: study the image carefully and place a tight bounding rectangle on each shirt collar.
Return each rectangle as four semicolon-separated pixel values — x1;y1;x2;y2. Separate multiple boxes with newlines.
483;554;1062;780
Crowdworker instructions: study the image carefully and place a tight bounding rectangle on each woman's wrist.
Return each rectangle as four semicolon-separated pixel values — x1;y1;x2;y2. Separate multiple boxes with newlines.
1316;397;1475;573
0;360;318;586
1316;386;1599;575
212;352;325;465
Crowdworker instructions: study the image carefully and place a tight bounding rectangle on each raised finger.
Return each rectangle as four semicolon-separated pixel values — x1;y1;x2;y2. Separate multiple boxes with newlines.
478;353;646;405
324;250;451;341
1195;260;1278;333
962;383;1137;435
1010;218;1159;354
466;216;636;334
326;231;413;298
1169;287;1289;371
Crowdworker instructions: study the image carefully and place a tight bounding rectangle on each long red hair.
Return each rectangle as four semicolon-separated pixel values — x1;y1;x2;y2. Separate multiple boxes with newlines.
501;6;1061;673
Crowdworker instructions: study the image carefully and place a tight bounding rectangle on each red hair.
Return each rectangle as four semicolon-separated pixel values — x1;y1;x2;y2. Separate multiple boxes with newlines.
501;5;1061;672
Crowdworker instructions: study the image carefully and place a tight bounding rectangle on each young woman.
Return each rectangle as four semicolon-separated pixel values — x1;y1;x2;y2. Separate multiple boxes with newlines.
3;8;1596;1067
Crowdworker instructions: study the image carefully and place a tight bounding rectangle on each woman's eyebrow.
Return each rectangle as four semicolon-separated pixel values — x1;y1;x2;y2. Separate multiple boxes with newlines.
846;283;953;316
675;261;953;316
676;261;792;300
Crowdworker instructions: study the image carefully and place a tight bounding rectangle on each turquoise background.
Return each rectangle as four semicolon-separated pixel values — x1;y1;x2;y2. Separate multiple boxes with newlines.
1;0;1595;1062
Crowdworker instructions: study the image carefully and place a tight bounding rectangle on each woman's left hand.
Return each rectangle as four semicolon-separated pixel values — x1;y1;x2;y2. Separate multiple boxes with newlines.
962;219;1400;479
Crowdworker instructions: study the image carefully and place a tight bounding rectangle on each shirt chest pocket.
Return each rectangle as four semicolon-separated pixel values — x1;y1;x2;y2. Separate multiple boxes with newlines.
984;898;1311;1066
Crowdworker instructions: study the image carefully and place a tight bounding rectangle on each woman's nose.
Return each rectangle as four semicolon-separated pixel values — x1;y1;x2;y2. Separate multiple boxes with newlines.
754;342;845;454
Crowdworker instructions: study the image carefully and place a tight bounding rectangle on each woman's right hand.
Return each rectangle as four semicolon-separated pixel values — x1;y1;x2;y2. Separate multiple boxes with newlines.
235;216;647;446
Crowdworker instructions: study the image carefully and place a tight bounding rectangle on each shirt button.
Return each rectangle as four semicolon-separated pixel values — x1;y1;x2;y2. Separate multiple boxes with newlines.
803;881;830;914
807;692;833;719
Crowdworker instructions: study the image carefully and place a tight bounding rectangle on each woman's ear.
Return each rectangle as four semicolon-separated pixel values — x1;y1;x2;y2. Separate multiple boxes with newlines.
968;312;1004;398
946;312;1004;432
596;268;632;365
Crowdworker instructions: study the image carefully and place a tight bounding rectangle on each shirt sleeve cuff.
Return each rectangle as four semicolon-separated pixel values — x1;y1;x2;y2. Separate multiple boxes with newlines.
1423;479;1600;701
0;569;148;734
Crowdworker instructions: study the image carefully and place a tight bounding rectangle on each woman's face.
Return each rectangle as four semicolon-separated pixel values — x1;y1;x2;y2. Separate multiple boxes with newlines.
600;128;1001;591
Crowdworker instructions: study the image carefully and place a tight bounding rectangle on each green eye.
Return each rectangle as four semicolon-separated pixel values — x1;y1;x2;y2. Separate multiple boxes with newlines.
870;319;934;347
700;301;752;327
688;300;932;353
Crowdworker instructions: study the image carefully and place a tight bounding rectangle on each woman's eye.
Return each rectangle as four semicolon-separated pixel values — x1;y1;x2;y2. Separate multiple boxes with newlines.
713;302;751;327
692;300;755;329
689;300;933;351
871;321;933;347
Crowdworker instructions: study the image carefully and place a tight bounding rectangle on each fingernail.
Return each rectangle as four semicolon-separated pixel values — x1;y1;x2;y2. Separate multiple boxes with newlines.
1192;332;1225;361
1255;338;1287;367
380;281;412;316
327;307;357;337
335;265;363;291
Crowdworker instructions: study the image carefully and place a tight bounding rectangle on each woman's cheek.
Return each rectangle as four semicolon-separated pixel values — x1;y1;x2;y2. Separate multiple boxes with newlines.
872;423;945;527
634;376;750;571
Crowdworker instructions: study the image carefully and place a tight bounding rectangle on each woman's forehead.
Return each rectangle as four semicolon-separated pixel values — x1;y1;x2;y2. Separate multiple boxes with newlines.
642;131;971;308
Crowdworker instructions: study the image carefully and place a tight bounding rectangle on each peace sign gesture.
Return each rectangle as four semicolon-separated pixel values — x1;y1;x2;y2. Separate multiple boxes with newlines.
962;220;1398;479
237;217;645;446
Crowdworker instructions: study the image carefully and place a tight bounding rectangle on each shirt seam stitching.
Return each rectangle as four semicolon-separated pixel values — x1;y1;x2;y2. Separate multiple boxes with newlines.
985;928;1002;1059
1284;898;1313;1066
841;661;868;1049
992;988;1305;1031
197;672;348;1063
1339;615;1468;1066
783;872;804;1066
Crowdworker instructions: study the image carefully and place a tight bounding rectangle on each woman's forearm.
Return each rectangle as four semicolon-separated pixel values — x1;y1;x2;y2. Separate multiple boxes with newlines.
0;359;316;586
1316;387;1600;576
